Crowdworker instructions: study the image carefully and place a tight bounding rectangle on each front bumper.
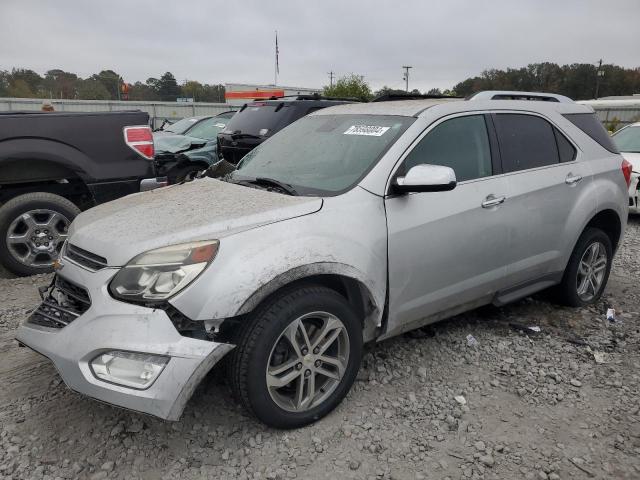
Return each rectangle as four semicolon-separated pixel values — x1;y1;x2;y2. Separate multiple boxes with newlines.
15;265;233;421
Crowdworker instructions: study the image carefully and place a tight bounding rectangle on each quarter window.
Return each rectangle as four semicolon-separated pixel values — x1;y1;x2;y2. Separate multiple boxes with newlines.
494;114;560;172
404;115;493;182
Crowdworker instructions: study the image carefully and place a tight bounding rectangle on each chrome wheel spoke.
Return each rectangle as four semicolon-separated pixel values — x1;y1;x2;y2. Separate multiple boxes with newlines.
282;320;307;357
316;365;341;381
267;365;302;388
592;257;607;273
318;355;346;377
7;234;28;245
311;316;343;353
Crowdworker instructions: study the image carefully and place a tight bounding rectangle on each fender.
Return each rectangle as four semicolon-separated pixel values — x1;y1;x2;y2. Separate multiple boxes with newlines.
0;138;94;183
236;261;382;316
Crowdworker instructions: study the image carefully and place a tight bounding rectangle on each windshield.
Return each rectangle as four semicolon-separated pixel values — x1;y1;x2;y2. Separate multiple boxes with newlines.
223;104;288;136
186;117;229;140
165;117;202;134
231;114;413;195
613;126;640;153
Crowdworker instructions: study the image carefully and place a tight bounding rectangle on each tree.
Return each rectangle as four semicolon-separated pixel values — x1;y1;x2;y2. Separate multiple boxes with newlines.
92;70;122;100
426;88;442;95
156;72;180;101
77;78;111;100
181;80;204;101
43;69;79;99
10;68;43;95
0;71;9;97
7;79;36;98
323;74;372;102
129;81;158;101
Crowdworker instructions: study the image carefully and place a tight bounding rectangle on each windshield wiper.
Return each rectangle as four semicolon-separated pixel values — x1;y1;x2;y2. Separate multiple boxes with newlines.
249;177;298;196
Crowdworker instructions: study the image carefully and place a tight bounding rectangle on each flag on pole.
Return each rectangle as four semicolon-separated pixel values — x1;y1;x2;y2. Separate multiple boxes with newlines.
275;31;279;74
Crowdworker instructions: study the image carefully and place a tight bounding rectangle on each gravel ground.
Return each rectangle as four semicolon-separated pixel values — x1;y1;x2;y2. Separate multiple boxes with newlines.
1;218;640;480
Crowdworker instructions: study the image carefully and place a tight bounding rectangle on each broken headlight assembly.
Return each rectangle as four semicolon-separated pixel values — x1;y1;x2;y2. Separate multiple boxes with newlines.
109;240;219;302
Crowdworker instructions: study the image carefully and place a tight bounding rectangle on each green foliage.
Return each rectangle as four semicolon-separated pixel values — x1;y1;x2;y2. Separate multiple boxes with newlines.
43;69;79;98
453;62;640;100
323;74;373;102
7;79;36;98
77;78;111;100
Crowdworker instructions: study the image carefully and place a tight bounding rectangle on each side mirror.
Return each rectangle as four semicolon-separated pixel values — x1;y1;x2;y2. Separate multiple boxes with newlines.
393;164;457;193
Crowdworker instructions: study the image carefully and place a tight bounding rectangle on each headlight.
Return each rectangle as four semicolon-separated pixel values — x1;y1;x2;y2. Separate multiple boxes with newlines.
109;240;219;302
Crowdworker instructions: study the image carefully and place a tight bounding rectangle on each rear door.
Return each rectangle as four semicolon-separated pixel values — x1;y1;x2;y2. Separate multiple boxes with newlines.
384;113;510;336
493;112;595;289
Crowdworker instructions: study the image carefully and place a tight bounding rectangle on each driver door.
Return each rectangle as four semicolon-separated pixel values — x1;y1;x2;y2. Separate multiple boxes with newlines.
383;113;510;337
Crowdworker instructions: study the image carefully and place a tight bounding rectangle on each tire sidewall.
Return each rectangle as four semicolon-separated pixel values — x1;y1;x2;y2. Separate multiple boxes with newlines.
0;194;79;276
245;290;363;428
564;228;613;307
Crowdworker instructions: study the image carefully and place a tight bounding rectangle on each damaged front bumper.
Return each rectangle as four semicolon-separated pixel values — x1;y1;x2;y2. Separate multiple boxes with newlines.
15;265;234;421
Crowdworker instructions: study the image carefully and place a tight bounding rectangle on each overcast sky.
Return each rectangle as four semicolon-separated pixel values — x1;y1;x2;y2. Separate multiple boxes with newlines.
1;0;639;92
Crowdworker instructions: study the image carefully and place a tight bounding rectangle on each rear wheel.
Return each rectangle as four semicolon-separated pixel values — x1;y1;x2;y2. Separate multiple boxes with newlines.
228;285;362;428
0;193;80;276
555;228;613;307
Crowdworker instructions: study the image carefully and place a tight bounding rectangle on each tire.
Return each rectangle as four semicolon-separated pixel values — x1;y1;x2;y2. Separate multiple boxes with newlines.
0;192;80;276
555;227;613;307
228;285;363;429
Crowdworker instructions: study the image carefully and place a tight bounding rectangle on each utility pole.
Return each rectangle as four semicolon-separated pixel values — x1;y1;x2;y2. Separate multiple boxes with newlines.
328;71;335;88
402;66;412;92
594;59;604;99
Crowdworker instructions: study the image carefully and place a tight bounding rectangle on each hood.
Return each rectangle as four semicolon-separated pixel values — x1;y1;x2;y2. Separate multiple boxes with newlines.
69;178;322;266
621;152;640;171
155;134;207;154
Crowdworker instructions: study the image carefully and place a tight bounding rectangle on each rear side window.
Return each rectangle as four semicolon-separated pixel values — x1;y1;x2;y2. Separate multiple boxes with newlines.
563;113;619;153
554;129;577;162
223;104;289;136
404;115;493;182
494;114;559;172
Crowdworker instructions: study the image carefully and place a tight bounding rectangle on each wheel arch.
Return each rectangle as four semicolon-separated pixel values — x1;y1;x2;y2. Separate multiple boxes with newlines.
583;209;622;253
235;264;383;343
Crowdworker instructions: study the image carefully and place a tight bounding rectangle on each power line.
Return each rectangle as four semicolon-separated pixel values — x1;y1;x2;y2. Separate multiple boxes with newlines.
402;66;412;92
328;71;335;88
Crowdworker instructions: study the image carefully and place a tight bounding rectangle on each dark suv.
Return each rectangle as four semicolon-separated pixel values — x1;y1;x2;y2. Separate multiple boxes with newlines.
217;95;353;164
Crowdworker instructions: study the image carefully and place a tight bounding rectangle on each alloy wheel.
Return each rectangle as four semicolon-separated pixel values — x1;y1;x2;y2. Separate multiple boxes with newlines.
6;209;70;268
266;311;350;412
576;241;608;302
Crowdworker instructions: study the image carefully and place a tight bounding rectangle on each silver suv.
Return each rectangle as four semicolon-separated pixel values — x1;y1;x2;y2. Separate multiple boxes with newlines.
16;91;630;428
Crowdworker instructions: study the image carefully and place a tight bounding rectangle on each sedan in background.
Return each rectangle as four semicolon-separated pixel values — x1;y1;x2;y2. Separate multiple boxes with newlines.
612;122;640;212
154;115;232;183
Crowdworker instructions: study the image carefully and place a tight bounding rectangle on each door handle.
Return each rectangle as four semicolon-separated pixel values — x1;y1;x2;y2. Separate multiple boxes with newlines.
481;195;506;208
565;174;583;185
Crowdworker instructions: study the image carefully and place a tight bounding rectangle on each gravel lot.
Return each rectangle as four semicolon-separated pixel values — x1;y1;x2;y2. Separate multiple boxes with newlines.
1;217;639;480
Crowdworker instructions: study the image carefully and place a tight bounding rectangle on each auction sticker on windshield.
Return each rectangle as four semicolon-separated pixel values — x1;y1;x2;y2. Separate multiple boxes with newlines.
344;125;390;136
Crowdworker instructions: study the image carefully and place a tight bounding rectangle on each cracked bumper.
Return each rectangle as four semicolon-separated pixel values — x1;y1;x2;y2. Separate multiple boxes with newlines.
15;265;233;421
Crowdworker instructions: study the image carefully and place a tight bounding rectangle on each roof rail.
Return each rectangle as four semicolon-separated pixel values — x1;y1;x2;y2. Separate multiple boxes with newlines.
467;91;573;103
254;94;359;102
372;93;462;102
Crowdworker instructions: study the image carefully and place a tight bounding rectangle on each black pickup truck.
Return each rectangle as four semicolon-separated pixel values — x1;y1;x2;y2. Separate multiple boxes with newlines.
0;110;165;276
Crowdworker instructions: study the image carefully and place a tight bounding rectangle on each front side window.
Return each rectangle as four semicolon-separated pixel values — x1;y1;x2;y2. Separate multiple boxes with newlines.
494;114;560;172
403;115;493;182
232;114;413;195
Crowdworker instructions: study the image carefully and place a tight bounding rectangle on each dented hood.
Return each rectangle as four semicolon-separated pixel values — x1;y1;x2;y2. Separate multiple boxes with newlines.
69;178;322;266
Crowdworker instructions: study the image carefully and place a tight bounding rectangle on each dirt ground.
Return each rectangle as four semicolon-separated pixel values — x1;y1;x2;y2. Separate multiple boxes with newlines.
1;217;639;480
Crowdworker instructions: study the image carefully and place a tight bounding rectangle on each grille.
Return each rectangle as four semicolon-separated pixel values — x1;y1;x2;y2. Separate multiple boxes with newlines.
65;244;108;271
28;276;91;329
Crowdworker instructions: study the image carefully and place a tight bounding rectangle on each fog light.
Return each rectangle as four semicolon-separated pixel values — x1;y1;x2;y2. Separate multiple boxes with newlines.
90;351;169;389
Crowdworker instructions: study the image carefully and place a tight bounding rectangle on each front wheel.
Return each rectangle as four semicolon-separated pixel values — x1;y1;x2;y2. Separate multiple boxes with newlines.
0;193;80;276
228;285;363;428
555;227;613;307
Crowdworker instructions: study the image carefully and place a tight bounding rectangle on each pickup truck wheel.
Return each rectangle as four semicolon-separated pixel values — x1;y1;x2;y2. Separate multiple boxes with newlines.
0;193;80;276
228;285;362;428
555;228;613;307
